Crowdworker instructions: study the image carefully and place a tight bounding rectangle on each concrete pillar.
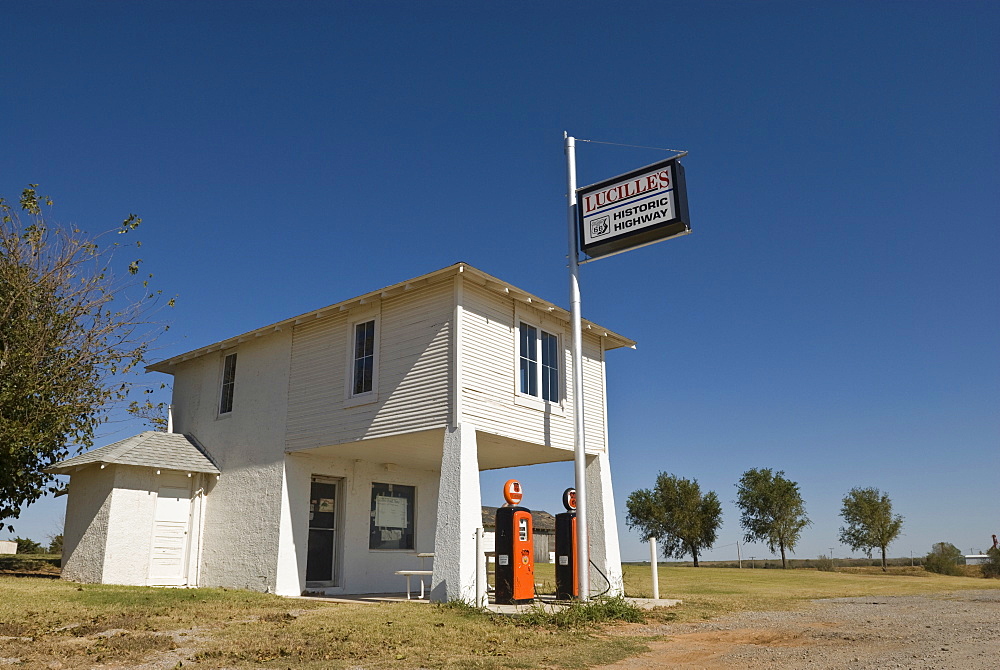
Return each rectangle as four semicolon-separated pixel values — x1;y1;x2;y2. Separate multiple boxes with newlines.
430;424;482;603
585;451;623;596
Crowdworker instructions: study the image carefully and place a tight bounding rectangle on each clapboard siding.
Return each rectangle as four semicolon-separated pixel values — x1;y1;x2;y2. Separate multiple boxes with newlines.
582;337;607;451
286;279;452;450
460;282;607;452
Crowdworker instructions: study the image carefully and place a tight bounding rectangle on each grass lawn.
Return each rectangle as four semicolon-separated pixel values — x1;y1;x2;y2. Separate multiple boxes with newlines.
1;564;997;668
0;576;649;669
621;563;1000;622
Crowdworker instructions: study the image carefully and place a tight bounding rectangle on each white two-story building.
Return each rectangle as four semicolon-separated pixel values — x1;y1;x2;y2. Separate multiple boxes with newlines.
50;263;634;602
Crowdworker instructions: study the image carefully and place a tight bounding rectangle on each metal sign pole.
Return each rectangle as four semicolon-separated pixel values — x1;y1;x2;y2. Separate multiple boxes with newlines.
565;132;590;601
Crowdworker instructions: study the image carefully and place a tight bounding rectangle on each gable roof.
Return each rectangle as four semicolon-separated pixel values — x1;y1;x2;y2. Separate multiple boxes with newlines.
45;431;220;475
147;262;636;372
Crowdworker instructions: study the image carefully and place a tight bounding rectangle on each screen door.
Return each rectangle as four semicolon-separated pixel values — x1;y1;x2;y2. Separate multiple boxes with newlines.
306;478;339;584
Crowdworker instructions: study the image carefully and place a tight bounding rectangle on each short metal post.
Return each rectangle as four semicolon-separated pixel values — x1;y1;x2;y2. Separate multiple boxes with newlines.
475;527;486;607
649;536;659;600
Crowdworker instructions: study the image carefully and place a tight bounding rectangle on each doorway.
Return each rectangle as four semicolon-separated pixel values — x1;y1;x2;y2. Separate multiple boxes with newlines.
148;475;193;586
306;477;341;585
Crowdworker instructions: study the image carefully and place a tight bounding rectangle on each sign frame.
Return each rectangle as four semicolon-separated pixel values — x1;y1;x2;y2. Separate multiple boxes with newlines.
576;156;690;260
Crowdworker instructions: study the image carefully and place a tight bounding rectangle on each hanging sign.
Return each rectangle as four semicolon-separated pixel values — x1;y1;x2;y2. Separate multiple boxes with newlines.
577;156;690;259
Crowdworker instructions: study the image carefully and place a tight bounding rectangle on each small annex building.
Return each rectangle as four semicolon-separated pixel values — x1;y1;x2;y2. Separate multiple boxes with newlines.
49;263;634;602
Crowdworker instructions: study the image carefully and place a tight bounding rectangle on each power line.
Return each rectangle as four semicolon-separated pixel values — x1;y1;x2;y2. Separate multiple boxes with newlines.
575;138;688;155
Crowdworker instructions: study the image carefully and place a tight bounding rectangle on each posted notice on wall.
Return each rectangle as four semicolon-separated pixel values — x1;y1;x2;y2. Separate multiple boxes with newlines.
374;495;408;528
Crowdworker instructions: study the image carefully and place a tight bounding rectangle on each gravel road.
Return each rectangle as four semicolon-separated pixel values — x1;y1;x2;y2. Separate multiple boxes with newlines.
598;590;1000;669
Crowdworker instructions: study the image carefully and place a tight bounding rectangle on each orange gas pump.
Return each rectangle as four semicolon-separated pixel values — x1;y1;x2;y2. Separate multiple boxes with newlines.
555;487;578;600
495;479;535;605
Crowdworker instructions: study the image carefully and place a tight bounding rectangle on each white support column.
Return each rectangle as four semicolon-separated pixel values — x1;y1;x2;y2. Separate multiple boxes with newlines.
584;451;623;596
430;423;482;603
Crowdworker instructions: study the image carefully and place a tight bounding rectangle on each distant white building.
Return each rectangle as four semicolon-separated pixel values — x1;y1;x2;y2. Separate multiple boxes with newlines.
49;263;633;602
965;554;989;566
0;540;16;555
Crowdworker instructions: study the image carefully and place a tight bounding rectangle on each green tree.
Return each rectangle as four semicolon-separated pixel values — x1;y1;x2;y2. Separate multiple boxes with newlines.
47;533;63;555
15;537;42;554
1;185;171;531
626;472;722;567
838;487;903;571
923;541;963;576
735;468;811;568
982;547;1000;579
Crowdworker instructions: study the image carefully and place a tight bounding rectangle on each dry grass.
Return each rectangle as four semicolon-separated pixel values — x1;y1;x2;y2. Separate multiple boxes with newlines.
0;576;648;669
621;563;1000;623
3;564;998;668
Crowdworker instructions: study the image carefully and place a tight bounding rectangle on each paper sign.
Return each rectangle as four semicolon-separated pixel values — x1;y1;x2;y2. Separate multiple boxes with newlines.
374;495;407;528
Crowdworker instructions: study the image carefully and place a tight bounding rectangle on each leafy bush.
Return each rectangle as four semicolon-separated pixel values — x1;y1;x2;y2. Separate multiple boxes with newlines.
0;554;61;571
924;542;963;576
815;554;835;572
15;537;42;554
982;548;1000;579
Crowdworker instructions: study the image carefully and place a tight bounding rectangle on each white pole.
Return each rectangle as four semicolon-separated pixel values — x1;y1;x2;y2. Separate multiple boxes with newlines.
649;536;659;600
475;527;486;607
737;540;742;569
565;132;589;601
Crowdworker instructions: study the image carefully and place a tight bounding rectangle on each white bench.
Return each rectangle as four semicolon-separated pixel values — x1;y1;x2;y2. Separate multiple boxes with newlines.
394;570;433;599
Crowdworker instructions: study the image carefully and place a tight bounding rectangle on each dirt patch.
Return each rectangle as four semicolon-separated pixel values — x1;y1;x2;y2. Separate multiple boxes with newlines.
596;590;1000;669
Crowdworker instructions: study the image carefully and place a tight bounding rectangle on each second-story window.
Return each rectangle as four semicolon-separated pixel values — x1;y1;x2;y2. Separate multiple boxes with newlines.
540;330;559;402
219;352;237;414
519;322;560;403
519;323;538;397
352;319;376;396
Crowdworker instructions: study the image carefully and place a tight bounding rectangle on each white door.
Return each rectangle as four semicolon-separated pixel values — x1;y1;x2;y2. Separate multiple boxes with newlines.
148;484;193;586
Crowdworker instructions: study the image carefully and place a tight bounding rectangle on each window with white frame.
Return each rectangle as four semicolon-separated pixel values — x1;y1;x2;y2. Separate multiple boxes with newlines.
518;321;560;403
369;482;415;550
219;352;237;415
351;318;377;396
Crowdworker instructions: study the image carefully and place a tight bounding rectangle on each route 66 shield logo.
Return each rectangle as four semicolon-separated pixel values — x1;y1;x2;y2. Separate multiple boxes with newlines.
590;216;610;238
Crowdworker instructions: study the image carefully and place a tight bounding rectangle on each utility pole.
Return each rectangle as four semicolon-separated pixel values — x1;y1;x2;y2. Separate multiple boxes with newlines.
565;133;589;601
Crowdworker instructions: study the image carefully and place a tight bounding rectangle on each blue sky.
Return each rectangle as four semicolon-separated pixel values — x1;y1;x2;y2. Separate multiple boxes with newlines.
3;1;997;563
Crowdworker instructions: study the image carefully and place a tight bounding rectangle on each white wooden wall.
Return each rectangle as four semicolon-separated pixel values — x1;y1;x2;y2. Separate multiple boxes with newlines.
285;278;453;450
460;280;609;452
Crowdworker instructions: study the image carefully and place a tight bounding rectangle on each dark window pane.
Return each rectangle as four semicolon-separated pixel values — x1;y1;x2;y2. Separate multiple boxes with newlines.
369;482;415;550
519;323;538;396
362;358;373;392
541;331;558;402
363;321;375;356
354;359;368;394
353;320;376;395
306;529;334;581
219;353;237;414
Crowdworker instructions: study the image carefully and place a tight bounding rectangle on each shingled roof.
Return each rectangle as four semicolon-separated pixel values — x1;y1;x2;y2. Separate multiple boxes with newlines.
46;431;220;475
